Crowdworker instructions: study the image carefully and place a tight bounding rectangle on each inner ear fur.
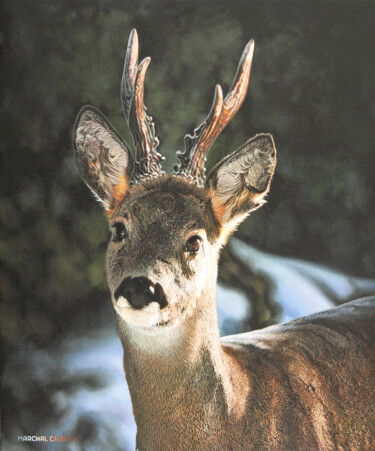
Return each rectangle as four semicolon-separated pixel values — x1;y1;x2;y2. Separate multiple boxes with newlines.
207;133;276;234
74;106;133;217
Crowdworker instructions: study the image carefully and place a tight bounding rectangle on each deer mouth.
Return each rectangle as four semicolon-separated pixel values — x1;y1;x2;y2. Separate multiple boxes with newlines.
114;276;168;310
113;276;191;331
113;278;172;330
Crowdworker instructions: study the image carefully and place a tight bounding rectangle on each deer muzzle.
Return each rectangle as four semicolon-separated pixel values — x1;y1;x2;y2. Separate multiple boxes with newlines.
114;276;168;310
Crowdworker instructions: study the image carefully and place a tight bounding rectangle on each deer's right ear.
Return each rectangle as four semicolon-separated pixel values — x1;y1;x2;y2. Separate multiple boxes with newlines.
207;134;276;243
73;106;133;217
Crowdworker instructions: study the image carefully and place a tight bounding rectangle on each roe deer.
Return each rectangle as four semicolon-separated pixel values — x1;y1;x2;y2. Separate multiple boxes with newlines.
73;29;375;450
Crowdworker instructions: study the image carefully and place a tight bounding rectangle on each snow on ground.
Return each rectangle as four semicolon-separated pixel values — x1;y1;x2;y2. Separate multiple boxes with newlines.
230;237;375;321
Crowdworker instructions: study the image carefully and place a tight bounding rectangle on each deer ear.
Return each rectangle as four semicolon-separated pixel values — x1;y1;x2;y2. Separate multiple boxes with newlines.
207;134;276;240
74;106;133;217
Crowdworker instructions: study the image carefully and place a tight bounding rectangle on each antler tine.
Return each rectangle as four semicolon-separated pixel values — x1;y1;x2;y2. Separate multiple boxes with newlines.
176;40;255;184
121;28;139;121
121;29;164;181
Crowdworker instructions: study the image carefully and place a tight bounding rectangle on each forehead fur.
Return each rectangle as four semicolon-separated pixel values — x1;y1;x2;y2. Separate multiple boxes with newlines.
112;174;220;238
129;174;208;201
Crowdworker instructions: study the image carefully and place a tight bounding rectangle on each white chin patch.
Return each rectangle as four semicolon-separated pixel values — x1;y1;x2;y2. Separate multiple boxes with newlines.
114;296;169;328
117;296;130;308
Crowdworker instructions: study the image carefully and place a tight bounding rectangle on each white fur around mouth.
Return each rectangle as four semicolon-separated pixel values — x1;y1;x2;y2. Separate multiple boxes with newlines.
117;296;131;308
115;296;170;328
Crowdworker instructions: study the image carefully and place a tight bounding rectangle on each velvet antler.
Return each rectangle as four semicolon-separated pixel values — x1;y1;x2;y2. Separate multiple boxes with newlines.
175;40;255;185
121;29;164;182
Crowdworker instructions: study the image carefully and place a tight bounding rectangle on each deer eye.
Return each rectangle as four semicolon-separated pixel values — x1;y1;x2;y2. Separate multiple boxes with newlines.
111;222;127;242
186;235;202;255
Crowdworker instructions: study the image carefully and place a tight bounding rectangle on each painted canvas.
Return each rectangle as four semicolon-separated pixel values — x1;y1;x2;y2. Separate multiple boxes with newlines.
2;1;375;449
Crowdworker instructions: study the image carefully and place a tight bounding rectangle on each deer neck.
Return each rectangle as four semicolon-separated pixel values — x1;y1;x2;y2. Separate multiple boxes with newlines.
118;283;238;446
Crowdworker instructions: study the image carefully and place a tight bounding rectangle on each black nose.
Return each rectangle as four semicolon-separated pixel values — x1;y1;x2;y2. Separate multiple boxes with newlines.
114;276;167;310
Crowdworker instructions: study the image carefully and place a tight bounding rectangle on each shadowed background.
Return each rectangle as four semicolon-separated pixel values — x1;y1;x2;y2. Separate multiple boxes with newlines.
1;0;375;449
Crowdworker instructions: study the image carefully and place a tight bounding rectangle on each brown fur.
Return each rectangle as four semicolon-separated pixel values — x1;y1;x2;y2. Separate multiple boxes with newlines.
121;289;375;450
106;177;374;450
74;146;375;449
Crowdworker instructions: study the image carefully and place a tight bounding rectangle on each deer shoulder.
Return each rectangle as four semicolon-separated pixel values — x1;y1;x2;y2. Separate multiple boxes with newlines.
221;297;375;449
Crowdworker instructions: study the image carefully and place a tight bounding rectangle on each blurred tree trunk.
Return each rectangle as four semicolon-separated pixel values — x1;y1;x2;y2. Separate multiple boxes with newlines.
219;246;281;330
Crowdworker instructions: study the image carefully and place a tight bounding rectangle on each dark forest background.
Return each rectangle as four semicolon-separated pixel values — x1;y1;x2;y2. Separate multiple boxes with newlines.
1;0;375;358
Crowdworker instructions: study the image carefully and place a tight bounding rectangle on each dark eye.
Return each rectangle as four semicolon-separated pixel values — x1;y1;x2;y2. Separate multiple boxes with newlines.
186;235;202;255
111;222;127;242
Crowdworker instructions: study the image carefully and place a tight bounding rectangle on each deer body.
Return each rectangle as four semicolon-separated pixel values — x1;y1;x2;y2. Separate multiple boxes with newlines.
124;297;375;450
74;30;375;449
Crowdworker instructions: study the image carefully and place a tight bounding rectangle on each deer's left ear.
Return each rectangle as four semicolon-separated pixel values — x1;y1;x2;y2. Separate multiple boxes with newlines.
207;134;276;239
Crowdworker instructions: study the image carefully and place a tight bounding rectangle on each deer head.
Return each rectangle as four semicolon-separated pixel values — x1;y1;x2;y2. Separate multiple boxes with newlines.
73;29;276;345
